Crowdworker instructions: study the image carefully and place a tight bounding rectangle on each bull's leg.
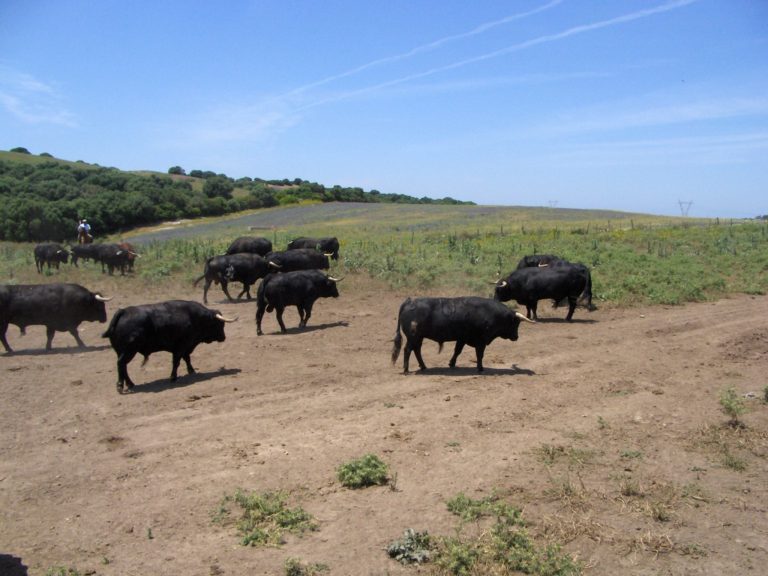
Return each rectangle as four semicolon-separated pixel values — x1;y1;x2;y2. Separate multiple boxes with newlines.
0;323;12;353
527;301;538;321
183;353;195;375
68;327;86;348
411;339;427;372
170;353;182;381
449;341;465;368
474;344;486;372
275;306;288;333
220;280;234;301
565;296;577;321
255;303;266;336
403;341;413;373
117;350;137;393
45;326;57;350
202;279;213;304
300;303;314;328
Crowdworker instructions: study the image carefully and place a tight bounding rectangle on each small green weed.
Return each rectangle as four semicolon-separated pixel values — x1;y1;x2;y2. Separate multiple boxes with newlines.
387;528;433;565
337;454;389;489
217;489;318;546
620;449;643;460
719;386;746;426
284;557;329;576
45;568;82;576
722;448;747;471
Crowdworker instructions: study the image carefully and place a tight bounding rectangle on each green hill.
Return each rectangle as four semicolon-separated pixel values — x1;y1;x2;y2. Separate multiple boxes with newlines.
0;149;472;242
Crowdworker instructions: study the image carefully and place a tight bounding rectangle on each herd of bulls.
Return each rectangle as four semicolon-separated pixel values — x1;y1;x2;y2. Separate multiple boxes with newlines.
3;235;595;391
34;241;139;275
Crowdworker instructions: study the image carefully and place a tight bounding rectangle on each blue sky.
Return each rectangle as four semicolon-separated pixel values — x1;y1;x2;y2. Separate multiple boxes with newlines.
1;1;766;218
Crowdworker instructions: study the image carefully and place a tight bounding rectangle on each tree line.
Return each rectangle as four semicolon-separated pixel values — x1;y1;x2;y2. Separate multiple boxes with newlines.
0;150;472;242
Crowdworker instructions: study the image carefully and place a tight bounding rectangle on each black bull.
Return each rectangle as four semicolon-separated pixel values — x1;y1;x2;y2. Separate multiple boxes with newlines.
34;243;69;273
194;253;278;304
287;237;340;260
256;269;340;335
225;236;273;256
102;300;236;393
264;249;331;272
391;296;533;373
0;283;110;352
494;264;595;321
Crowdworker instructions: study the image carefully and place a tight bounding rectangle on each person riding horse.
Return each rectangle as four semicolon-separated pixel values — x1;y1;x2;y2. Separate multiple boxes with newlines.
77;219;93;244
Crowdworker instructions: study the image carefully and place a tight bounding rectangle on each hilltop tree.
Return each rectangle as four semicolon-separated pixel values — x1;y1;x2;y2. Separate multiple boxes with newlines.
203;176;234;199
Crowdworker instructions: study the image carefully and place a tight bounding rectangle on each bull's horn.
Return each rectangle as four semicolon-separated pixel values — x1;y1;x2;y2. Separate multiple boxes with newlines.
130;251;142;258
95;294;113;302
324;252;334;257
215;314;238;323
116;250;124;255
268;261;282;269
538;263;549;267
498;280;508;287
327;275;343;282
515;312;535;323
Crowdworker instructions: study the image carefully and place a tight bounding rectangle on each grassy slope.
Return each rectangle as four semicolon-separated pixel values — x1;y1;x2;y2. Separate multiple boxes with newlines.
3;202;765;307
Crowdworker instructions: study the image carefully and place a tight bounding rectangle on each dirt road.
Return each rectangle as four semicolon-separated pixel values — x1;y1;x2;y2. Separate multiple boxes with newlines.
1;278;766;575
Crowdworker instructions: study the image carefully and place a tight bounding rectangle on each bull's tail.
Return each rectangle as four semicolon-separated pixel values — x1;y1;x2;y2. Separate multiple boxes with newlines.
581;269;597;311
102;308;124;339
193;257;213;287
391;300;406;365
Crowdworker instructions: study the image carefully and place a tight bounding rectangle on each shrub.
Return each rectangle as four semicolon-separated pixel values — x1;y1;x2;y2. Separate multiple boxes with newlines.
719;386;746;426
336;454;389;488
387;528;433;564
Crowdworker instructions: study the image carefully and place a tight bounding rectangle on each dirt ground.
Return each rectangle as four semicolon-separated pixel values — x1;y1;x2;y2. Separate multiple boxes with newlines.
1;275;766;576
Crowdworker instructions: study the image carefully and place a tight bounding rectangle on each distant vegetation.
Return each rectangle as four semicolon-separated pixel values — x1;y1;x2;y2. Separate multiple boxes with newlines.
0;149;472;242
1;201;765;309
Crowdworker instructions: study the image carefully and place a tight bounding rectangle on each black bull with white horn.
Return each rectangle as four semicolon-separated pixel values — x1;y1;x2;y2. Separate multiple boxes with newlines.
103;300;237;393
256;270;341;334
391;296;534;374
0;282;111;352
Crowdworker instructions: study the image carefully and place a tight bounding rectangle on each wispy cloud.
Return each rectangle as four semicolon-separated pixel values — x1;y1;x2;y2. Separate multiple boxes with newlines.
533;131;768;168
189;0;699;144
296;0;699;111
538;95;768;136
285;0;564;98
0;65;77;127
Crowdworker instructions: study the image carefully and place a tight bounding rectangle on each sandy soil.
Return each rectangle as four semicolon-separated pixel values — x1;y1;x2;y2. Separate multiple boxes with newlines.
1;276;766;576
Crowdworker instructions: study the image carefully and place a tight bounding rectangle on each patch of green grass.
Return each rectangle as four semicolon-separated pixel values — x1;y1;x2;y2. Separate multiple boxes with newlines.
620;449;643;460
45;568;83;576
722;448;747;471
337;453;390;489
425;493;581;575
284;557;329;575
217;489;318;546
